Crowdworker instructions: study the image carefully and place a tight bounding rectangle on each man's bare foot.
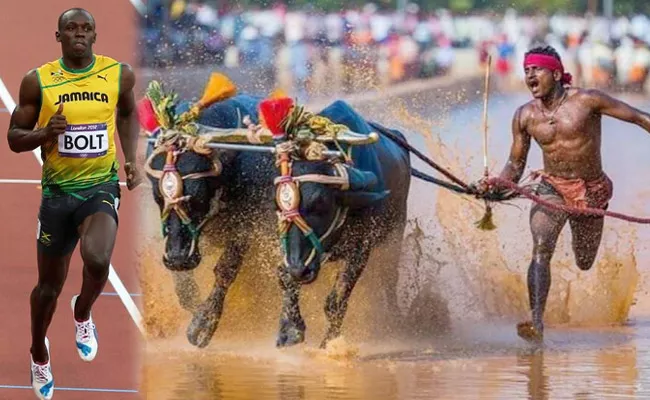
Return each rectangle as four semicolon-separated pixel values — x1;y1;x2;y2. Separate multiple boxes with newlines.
517;321;544;344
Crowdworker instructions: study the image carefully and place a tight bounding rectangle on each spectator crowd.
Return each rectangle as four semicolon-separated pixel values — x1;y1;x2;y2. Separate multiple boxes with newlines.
140;1;650;99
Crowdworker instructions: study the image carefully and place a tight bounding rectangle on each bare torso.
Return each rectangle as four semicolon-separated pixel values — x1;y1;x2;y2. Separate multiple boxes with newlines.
483;61;650;344
521;88;603;181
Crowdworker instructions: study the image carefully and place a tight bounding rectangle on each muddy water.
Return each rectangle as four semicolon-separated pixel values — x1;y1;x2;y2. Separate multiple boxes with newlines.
141;324;650;399
139;88;650;399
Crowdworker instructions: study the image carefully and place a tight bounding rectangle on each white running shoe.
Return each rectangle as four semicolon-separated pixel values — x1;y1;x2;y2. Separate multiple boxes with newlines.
30;337;54;400
71;295;98;362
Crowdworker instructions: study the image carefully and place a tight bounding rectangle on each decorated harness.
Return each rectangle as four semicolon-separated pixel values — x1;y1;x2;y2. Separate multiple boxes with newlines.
144;134;223;258
139;79;231;260
262;101;366;268
273;141;351;267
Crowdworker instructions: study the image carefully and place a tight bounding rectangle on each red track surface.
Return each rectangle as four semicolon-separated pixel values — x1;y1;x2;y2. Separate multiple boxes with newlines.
0;2;143;399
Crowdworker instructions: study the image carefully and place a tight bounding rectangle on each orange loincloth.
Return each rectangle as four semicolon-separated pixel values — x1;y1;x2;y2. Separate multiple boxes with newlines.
533;171;613;210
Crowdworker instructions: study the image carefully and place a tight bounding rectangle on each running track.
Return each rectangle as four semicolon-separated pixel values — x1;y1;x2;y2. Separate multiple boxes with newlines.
0;1;145;398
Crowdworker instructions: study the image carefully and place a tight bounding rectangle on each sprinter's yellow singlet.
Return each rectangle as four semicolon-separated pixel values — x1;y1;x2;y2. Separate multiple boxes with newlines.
36;55;121;197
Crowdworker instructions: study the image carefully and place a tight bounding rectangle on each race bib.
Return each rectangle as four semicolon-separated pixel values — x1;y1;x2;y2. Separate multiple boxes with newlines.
58;123;108;158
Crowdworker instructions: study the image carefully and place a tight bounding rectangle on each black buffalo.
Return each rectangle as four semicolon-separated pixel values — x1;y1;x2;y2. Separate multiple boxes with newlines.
271;100;411;348
145;94;276;348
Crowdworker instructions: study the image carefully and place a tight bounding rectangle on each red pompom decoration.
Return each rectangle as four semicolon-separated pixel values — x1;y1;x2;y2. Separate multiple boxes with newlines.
259;97;294;138
137;97;161;136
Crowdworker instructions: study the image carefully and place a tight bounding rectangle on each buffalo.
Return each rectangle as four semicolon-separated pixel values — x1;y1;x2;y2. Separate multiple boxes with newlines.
142;83;277;348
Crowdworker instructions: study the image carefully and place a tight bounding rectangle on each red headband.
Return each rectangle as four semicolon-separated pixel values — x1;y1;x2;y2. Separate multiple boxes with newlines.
523;54;572;85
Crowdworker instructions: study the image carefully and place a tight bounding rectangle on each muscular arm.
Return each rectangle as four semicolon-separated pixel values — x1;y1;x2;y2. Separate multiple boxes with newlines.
498;106;531;184
6;70;48;153
116;63;139;164
586;89;650;132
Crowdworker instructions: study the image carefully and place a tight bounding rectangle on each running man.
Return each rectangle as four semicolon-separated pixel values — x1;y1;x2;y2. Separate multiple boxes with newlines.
473;45;650;344
6;8;142;399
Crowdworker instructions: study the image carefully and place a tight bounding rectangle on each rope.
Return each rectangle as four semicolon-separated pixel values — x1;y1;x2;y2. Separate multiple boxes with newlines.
364;122;650;224
410;168;471;194
367;121;472;191
486;176;650;223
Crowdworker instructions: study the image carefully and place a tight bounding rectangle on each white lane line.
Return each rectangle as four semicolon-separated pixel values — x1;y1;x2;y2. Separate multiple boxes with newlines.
0;76;144;335
0;384;138;393
128;0;147;16
102;291;142;297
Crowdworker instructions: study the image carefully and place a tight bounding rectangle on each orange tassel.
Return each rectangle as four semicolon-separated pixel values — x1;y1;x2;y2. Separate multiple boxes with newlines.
197;72;237;108
176;73;238;127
